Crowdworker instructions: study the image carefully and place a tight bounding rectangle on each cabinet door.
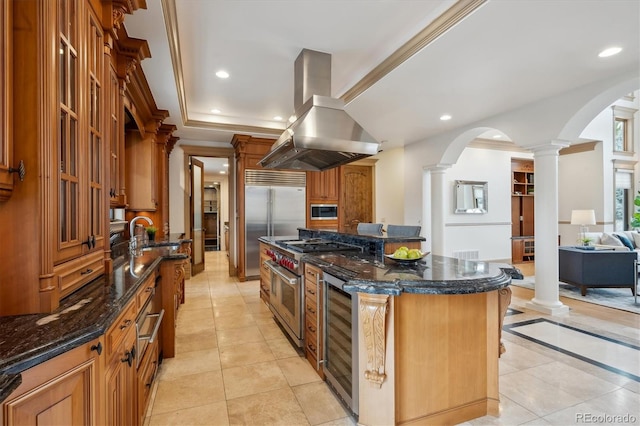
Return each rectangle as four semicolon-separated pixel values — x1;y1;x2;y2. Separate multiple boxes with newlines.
105;327;137;426
308;167;339;202
3;339;103;425
125;129;158;211
54;0;105;264
340;165;373;232
0;0;12;201
522;196;535;236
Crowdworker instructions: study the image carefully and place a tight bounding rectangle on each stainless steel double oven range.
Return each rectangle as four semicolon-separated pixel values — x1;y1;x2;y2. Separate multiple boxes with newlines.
262;239;361;416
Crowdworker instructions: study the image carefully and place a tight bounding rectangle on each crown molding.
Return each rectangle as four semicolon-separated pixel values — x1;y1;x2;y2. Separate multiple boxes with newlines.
468;138;529;152
161;0;188;125
183;119;282;137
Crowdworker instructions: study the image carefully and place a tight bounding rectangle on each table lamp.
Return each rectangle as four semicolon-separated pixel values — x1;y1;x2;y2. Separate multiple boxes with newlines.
570;209;596;246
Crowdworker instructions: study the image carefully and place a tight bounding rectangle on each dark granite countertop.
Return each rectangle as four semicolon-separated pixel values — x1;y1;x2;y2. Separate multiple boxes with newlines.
0;245;187;403
298;227;426;244
302;252;511;296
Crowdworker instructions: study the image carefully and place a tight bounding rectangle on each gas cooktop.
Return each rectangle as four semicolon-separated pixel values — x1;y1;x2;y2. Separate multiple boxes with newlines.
277;239;362;254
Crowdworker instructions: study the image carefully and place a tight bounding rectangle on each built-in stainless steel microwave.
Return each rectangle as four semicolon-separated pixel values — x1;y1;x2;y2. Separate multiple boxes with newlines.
310;204;338;220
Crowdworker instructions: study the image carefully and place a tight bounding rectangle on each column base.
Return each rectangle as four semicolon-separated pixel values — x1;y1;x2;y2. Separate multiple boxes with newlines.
525;299;570;315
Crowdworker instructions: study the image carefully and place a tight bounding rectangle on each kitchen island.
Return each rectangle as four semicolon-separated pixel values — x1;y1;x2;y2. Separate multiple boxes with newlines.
303;251;512;426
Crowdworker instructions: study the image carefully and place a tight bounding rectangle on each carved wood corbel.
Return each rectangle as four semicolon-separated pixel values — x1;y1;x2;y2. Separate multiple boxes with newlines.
498;286;512;357
360;293;389;388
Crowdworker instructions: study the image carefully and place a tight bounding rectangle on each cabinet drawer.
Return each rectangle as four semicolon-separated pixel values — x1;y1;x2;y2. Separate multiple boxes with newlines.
54;251;104;298
305;326;319;358
304;265;322;282
304;280;318;304
305;296;319;320
138;341;159;422
136;271;157;309
106;299;137;359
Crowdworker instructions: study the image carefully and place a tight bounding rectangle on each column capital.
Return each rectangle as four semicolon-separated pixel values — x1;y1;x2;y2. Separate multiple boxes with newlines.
423;163;453;172
527;139;571;156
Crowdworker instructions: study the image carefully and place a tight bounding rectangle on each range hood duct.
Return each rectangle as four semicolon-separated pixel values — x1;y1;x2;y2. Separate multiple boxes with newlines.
259;49;380;171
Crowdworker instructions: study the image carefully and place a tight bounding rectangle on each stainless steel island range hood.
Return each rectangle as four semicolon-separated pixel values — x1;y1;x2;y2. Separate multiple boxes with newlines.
259;49;380;171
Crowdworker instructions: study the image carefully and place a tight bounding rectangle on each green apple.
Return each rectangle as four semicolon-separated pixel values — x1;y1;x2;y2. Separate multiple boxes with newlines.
393;248;408;258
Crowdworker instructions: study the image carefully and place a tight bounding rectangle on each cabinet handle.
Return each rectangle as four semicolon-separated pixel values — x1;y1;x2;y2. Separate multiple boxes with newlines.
8;160;26;181
81;235;96;249
307;306;316;315
121;350;133;367
90;342;102;355
308;325;316;333
146;286;154;293
308;343;316;352
307;288;315;295
81;268;93;275
119;319;132;330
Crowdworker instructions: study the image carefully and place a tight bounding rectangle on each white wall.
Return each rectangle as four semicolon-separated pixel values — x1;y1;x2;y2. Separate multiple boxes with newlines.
168;144;186;234
443;147;532;261
558;91;640;244
558;143;605;245
374;148;405;227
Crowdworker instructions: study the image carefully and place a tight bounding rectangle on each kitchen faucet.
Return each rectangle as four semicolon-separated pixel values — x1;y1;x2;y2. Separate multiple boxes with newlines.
129;216;154;252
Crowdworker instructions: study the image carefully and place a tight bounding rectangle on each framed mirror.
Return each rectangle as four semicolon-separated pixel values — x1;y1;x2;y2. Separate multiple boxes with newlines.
454;180;488;214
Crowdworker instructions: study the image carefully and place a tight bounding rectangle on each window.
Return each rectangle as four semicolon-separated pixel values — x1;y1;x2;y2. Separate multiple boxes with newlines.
612;105;637;153
614;168;633;231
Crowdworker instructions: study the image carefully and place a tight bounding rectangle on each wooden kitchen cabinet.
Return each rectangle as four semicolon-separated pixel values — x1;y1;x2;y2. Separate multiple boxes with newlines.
259;242;272;305
307;167;340;202
303;263;324;379
159;258;186;359
125;128;158;211
2;338;104;425
232;134;277;281
105;297;138;426
0;0;12;202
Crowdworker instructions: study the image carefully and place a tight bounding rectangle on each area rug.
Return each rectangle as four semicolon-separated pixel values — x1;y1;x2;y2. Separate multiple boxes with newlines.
511;276;640;315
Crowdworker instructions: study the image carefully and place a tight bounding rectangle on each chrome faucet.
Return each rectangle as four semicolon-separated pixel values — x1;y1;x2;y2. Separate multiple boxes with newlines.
129;216;154;252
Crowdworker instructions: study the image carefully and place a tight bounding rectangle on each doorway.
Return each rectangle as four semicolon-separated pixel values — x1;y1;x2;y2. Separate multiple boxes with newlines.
182;145;236;277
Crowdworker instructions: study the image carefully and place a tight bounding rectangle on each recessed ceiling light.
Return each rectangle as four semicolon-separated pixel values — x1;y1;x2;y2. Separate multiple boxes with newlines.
273;116;283;121
598;47;622;58
215;70;229;79
223;164;229;167
211;109;221;114
220;171;226;174
493;134;502;139
440;114;452;121
288;115;297;123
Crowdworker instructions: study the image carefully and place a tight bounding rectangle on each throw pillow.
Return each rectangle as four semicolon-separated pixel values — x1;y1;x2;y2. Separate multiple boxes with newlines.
601;232;624;247
614;233;635;251
632;232;640;248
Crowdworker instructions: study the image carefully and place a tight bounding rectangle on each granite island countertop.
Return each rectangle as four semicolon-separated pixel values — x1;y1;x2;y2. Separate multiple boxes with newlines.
0;244;188;403
302;251;511;296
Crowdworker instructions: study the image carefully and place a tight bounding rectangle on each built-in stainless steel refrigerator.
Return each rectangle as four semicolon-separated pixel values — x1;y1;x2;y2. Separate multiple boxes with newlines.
245;170;306;277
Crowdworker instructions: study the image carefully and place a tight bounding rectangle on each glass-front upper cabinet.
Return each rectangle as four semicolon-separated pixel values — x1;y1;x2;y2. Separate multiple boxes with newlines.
54;0;105;264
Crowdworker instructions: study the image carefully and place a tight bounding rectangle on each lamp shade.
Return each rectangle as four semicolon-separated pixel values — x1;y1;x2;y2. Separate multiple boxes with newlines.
570;209;596;226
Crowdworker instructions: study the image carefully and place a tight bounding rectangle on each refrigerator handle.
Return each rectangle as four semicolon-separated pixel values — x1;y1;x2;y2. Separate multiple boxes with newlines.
267;188;273;237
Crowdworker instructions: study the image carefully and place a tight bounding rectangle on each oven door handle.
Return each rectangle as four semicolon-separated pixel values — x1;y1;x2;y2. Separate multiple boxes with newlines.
138;309;165;343
265;261;298;285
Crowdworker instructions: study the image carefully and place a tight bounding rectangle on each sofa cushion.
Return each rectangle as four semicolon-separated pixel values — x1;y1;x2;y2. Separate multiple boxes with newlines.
614;233;635;251
601;232;625;247
632;232;640;248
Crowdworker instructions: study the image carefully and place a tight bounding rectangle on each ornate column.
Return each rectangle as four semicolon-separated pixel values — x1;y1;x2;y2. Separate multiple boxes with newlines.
425;164;451;256
526;142;570;315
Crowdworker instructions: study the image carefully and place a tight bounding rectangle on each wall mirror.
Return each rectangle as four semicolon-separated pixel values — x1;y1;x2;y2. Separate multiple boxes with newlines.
454;180;488;214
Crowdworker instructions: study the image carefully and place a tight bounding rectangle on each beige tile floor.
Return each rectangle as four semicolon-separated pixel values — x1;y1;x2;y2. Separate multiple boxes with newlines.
145;253;640;425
